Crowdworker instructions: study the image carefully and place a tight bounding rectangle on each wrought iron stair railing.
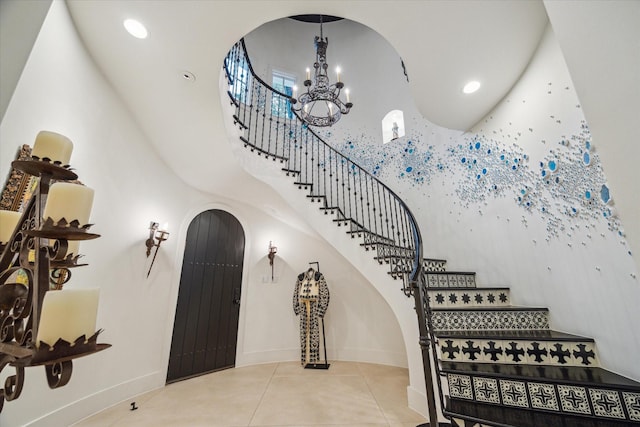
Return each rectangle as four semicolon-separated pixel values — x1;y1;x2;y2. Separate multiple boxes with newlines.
222;39;640;427
224;39;443;426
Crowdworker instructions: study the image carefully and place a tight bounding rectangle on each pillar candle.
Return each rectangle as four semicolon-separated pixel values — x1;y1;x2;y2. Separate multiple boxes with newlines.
31;131;73;165
0;210;21;244
51;240;80;257
67;240;80;256
36;288;99;346
43;182;94;225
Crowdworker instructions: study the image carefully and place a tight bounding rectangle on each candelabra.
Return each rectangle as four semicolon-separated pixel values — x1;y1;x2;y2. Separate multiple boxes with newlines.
292;15;353;127
0;133;110;412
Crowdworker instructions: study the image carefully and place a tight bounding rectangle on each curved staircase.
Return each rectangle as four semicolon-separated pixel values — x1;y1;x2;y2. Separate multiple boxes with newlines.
223;40;640;427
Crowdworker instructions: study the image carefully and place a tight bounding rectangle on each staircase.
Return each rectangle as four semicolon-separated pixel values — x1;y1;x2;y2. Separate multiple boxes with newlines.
223;40;640;427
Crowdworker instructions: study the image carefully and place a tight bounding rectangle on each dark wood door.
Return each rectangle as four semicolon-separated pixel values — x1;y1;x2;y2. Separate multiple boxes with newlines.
166;209;245;383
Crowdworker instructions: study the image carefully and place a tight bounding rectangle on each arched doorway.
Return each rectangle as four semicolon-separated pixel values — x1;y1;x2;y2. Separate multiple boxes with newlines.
166;209;245;383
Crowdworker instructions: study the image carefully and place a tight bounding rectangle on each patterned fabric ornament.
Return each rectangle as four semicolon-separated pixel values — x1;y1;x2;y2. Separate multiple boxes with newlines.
293;268;330;364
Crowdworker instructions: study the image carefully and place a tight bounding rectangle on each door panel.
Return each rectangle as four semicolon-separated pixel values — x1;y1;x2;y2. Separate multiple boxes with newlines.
167;210;245;383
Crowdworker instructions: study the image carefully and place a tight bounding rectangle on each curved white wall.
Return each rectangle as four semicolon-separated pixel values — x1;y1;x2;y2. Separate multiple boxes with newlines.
0;3;406;426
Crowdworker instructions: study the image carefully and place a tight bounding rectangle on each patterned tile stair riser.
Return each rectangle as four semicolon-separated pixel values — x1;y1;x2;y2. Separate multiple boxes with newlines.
445;365;640;425
437;335;599;368
419;261;640;425
431;308;550;332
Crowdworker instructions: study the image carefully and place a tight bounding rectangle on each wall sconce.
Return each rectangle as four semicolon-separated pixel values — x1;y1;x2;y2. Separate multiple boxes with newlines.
146;221;169;277
268;241;277;280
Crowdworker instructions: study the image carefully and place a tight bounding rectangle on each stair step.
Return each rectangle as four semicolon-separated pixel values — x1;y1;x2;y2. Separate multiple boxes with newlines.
233;115;248;129
371;241;414;256
293;182;313;189
428;287;511;308
442;362;640;425
238;136;288;161
423;258;447;272
431;307;550;332
281;168;300;176
446;397;637;427
306;195;327;205
436;330;599;367
426;271;477;288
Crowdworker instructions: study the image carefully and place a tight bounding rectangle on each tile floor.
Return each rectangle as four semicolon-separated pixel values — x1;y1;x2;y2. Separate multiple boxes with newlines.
73;361;427;427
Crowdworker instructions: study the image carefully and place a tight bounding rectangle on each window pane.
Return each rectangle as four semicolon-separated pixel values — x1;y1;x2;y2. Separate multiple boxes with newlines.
272;71;296;118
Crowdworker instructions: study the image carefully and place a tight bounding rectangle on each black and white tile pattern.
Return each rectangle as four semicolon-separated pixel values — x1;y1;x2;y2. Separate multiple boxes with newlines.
500;379;529;408
426;272;476;288
557;385;591;415
428;289;510;308
473;377;500;404
623;391;640;422
447;373;640;423
423;258;447;272
589;389;625;419
437;338;599;367
448;374;473;400
432;309;549;332
528;382;559;411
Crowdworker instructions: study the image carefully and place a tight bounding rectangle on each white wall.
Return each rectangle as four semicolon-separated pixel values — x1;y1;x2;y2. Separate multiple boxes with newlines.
0;3;406;426
544;0;640;272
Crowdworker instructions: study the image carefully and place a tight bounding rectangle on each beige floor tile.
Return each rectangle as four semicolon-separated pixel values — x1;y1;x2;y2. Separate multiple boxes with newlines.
250;375;386;425
74;362;422;427
273;360;359;377
357;362;410;378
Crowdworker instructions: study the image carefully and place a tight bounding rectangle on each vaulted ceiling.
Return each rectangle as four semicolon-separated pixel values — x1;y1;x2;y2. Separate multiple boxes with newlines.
9;1;639;264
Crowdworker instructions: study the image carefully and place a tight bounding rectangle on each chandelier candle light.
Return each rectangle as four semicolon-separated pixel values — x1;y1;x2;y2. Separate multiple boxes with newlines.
293;15;353;127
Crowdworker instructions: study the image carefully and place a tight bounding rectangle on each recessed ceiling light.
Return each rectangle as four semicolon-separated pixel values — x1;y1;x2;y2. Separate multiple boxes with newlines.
123;19;148;39
463;80;481;94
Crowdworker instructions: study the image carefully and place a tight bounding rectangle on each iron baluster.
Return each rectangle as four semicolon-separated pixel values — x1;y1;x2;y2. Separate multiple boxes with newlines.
224;39;445;427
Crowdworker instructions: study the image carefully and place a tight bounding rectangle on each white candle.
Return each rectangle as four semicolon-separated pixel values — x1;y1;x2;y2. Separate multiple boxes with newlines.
0;210;21;244
67;240;80;257
36;288;99;346
43;183;94;225
31;131;73;165
335;66;341;83
345;88;350;103
50;239;80;258
306;68;310;80
292;85;298;98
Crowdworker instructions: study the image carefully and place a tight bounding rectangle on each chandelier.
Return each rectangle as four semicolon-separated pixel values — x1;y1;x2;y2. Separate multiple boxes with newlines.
292;16;353;127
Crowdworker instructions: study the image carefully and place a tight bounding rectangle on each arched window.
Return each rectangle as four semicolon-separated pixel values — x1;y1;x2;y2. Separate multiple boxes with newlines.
382;110;405;144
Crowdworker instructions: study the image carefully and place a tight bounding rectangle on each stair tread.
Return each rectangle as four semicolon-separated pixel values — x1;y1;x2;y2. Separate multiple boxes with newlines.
432;306;548;312
441;361;640;389
428;287;510;291
426;271;476;275
436;329;594;341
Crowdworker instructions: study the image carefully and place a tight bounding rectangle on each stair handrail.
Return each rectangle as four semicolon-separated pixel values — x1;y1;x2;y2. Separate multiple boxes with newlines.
223;38;444;425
